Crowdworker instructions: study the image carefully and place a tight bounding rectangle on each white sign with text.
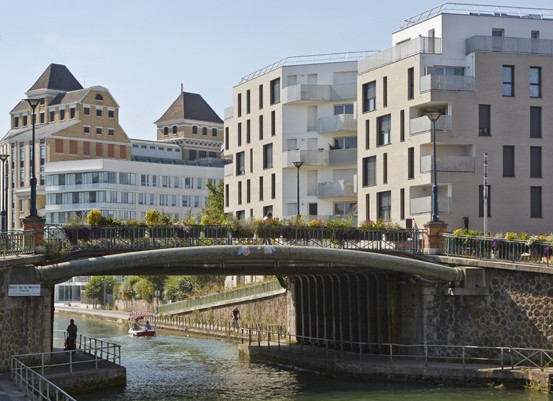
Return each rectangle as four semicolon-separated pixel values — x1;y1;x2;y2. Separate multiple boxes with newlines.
8;284;41;297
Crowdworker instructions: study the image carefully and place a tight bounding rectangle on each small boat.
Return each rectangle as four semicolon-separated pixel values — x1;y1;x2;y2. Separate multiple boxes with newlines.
128;313;156;337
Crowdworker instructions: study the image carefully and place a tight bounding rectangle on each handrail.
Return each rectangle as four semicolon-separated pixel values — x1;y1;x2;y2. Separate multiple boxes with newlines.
0;230;35;257
10;331;121;400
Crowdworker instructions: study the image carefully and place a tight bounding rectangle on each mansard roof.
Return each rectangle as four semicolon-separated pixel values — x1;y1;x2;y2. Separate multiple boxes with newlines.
155;91;222;125
27;63;83;93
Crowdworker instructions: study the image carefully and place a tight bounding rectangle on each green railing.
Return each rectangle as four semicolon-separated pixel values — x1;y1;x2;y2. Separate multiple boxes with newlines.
442;234;552;265
0;230;35;257
44;224;425;255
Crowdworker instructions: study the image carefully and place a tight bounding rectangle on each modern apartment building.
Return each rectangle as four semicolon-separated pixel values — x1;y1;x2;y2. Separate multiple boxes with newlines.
357;4;553;234
223;53;372;221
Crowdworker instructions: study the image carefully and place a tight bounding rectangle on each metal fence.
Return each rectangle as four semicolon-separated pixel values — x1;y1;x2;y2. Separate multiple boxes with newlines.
0;230;35;257
10;331;121;401
442;234;552;265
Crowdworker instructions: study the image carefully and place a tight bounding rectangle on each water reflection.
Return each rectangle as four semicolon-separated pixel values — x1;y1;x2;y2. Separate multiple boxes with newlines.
54;316;552;401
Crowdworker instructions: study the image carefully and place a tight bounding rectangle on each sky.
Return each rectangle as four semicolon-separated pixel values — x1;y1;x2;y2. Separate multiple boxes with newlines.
1;0;553;140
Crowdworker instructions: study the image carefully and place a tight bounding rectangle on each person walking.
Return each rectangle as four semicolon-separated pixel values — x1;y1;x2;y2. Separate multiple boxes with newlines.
262;212;273;244
232;307;241;330
65;319;78;350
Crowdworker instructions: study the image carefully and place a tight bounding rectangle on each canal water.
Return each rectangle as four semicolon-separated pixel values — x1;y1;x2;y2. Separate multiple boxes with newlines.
54;317;552;401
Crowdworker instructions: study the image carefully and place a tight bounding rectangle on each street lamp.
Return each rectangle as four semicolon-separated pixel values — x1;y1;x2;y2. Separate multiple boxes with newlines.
0;154;9;232
24;98;40;217
426;112;441;222
292;161;304;217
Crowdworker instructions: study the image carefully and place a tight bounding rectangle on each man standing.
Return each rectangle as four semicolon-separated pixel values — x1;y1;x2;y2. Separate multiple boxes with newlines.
66;319;78;350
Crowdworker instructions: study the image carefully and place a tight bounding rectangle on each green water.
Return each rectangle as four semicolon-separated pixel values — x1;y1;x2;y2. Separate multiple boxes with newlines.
55;317;552;401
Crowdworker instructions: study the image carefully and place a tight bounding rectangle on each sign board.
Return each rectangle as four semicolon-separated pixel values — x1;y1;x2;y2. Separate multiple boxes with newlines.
8;284;41;297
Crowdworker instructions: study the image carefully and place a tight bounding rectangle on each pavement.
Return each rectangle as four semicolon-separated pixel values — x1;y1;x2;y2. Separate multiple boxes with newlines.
0;374;27;401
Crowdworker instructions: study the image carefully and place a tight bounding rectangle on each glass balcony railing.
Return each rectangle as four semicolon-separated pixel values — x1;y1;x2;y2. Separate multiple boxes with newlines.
466;36;553;56
420;74;475;92
224;106;233;120
329;148;357;166
410;115;451;135
318;180;355;199
420;155;475;173
410;195;452;215
282;83;356;103
317;114;357;134
282;149;329;167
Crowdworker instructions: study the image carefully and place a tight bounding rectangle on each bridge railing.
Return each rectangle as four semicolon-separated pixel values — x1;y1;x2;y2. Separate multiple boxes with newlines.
441;234;552;265
0;230;35;257
44;224;425;255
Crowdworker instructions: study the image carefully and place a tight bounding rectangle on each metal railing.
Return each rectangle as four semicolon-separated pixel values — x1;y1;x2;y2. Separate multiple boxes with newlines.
0;230;35;257
10;331;121;401
246;328;553;371
442;234;552;265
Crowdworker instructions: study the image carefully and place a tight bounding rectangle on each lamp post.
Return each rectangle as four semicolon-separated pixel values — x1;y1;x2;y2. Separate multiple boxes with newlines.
483;152;489;235
24;98;40;217
292;161;304;217
426;112;441;222
0;154;9;232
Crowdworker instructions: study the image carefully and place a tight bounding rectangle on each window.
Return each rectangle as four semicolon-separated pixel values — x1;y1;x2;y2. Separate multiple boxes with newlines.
225;184;229;207
96;143;103;156
334;104;354;114
530;186;542;218
271;173;276;199
172;125;177;135
333;136;356;149
14;116;19;128
236;151;245;175
225;127;229;150
503;66;514;96
479;105;491;136
83;126;90;134
60;109;65;120
530;67;541;98
408;147;414;179
249;149;253;173
246;179;251;203
189;150;196;160
364;120;370;150
212;128;217;137
407;67;414;99
400;110;405;142
49;111;55;122
362;156;376;187
383;153;388;184
492;28;504;37
530;146;542;178
163;127;169;135
69;141;77;154
246;120;251;144
362;81;376;112
478;185;491;217
246;90;251;114
200;126;206;135
84;107;90;116
70;108;76;119
96;127;103;135
23;115;28;126
308;203;318;216
377;114;391;146
259;115;264;140
271;111;276;136
108;109;114;118
383;76;388;107
377;191;391;220
199;150;207;158
96;107;102;117
237;181;242;205
237;123;242;146
263;143;273;169
530;107;541;138
400;188;405;220
191;125;198;135
503;145;515;177
83;142;90;155
259;84;263;109
270;78;280;104
237;93;242;117
95;94;104;101
531;31;540;39
259;176;263;201
334;202;356;216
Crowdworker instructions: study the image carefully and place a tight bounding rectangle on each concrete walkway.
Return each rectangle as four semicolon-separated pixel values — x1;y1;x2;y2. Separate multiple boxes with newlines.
0;374;27;401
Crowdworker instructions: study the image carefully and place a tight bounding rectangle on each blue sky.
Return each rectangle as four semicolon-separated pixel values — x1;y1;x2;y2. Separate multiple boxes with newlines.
1;1;552;140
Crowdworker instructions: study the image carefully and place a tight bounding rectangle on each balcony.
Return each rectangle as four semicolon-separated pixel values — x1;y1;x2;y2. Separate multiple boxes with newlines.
420;74;475;92
282;149;329;167
466;35;553;56
224;106;233;120
329;148;357;166
410;115;451;135
282;83;356;104
224;163;234;177
317;114;356;134
410;195;452;215
318;180;355;199
420;155;475;173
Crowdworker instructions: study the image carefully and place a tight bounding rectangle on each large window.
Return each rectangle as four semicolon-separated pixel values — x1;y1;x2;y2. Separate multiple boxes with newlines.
377;191;391;220
237;93;242;117
408;147;414;179
377;114;391;146
236;151;245;175
334;202;356;216
479;105;491;136
270;78;280;105
362;81;376;112
503;65;514;97
263;143;273;169
503;146;515;177
530;186;542;218
362;156;376;187
530;146;542;178
530;67;541;98
333;136;357;149
530;107;541;138
334;104;354;114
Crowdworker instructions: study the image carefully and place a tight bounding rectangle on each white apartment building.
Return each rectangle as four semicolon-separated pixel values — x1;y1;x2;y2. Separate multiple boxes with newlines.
223;53;373;221
357;3;553;234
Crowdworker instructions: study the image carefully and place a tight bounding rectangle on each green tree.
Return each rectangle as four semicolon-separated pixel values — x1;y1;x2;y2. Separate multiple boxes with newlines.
163;276;197;302
84;276;117;307
202;180;225;224
134;278;154;301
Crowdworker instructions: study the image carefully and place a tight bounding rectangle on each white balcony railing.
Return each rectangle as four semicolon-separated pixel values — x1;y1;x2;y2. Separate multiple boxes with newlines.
224;163;234;177
282;83;356;103
420;155;475;173
466;36;553;56
318;180;355;199
329;148;357;166
410;115;452;135
317;114;357;134
224;106;233;120
420;75;475;92
410;195;452;215
282;149;329;167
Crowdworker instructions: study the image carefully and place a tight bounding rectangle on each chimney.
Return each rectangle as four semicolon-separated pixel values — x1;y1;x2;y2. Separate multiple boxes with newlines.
180;83;183;93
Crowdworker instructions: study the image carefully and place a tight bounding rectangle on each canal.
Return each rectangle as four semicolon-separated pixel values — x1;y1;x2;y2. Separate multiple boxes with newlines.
54;316;552;401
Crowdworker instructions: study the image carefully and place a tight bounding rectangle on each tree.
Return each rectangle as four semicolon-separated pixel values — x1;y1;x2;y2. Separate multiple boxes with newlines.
84;276;117;307
202;180;225;224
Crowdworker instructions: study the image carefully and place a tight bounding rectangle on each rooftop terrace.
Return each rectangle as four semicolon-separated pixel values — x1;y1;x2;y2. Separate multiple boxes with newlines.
403;3;553;28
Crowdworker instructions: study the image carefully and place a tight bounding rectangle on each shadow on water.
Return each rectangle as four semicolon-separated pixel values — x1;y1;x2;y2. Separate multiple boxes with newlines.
54;316;552;401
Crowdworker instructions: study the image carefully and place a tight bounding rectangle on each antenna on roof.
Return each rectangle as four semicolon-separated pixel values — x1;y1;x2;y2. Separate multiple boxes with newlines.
180;83;183;93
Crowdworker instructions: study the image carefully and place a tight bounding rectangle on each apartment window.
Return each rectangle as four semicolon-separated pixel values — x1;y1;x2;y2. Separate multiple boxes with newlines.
530;146;542;178
271;173;276;199
259;115;264;140
308;203;317;216
250;149;253;173
503;66;514;97
530;107;541;138
246;179;251;203
263;143;273;169
23;115;29;126
479;105;491;136
407;67;415;99
408;147;414;179
237;93;242;117
108;144;114;157
492;28;504;37
83;126;90;134
365;194;370;222
237;181;242;205
362;156;376;187
236;151;245;175
60;109;65;120
478;185;491;217
189;150;196;160
212;128;217;137
69;140;77;154
246;120;251;144
364;120;370;150
83;142;90;155
400;110;405;142
190;125;197;135
362;81;376;112
172;125;177;135
225;127;229;150
377;114;391;146
96;127;103;135
400;188;405;220
259;176;264;201
14;116;19;128
96;143;102;156
108;109;114;118
199;150;206;158
96;107;102;117
270;78;280;104
202;127;207;135
163;127;168;135
383;153;388;184
237;123;242;146
383;76;388;107
530;67;541;98
530;186;542;218
531;31;540;39
271;111;276;136
259;84;264;109
503;145;515;177
84;107;90;115
225;184;229;207
377;191;391;220
334;104;354;114
55;139;63;153
40;112;45;123
246;90;251;114
49;111;55;122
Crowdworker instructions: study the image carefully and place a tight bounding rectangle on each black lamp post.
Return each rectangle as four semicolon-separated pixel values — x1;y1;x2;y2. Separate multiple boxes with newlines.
24;98;40;217
426;112;441;222
292;161;304;217
0;154;8;232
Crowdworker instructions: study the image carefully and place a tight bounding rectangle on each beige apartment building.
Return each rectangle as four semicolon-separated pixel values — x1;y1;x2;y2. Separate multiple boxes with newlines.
223;53;371;220
357;4;553;234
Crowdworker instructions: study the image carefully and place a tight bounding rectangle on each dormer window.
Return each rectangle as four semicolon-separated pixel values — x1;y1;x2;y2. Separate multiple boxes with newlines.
13;116;19;128
95;94;104;102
